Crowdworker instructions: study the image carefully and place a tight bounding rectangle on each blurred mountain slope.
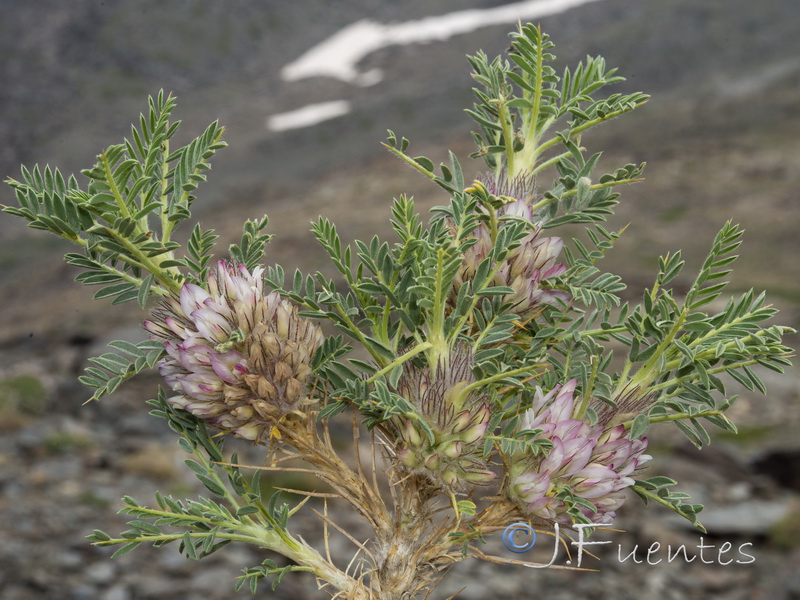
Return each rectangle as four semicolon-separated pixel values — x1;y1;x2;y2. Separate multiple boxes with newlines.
1;0;799;345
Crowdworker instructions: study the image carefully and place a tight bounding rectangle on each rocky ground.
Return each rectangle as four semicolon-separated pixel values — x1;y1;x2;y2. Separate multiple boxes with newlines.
2;0;800;598
0;327;799;599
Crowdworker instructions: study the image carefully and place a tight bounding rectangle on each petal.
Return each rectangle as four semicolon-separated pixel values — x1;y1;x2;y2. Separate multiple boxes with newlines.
192;308;232;343
209;350;247;384
178;344;214;371
541;438;565;473
180;283;211;319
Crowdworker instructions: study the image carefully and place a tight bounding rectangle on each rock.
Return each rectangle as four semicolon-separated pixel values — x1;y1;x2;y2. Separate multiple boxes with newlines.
119;444;180;481
752;448;800;492
190;566;238;596
72;585;99;600
55;549;84;569
2;584;36;600
86;561;116;585
135;576;186;599
688;498;795;535
101;583;131;600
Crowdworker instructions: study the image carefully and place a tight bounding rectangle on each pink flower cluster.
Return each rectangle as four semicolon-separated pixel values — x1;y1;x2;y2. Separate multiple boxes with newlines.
508;380;651;525
145;261;323;440
453;199;568;318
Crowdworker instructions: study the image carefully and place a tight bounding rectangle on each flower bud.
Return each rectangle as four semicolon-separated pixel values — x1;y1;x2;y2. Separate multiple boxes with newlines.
441;470;459;488
393;345;494;490
462;419;489;445
284;378;302;403
259;331;281;358
448;185;568;321
397;448;418;468
451;410;473;433
404;419;423;447
462;469;497;484
424;454;441;470
439;441;462;459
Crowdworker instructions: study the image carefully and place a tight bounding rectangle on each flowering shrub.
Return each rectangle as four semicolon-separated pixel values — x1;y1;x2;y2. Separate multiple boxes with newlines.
2;23;793;600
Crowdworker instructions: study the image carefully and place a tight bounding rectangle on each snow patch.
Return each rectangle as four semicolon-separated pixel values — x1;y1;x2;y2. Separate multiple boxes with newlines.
281;0;604;86
267;100;352;132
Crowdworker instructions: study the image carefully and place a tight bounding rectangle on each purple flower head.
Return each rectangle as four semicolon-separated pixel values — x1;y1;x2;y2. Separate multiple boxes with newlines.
450;175;568;321
507;380;650;526
146;261;323;441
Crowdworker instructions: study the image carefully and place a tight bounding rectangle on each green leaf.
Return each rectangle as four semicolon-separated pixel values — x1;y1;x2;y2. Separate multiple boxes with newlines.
111;542;142;558
137;273;155;308
197;474;227;497
82;340;165;402
630;414;649;439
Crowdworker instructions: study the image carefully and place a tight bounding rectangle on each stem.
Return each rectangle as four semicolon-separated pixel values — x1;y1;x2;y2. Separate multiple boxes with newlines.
623;409;725;428
630;485;681;511
100;506;362;596
101;151;133;220
681;315;771;355
488;204;499;244
278;539;365;597
529;32;543;145
529;177;645;216
159;138;172;240
448;490;462;527
555;324;630;344
574;356;599;419
329;295;389;367
377;239;413;349
72;235;171;297
95;531;262;546
449;259;507;343
495;99;517;179
103;151;183;283
647;358;761;393
619;310;687;396
366;342;432;384
117;504;240;527
513;26;556;174
107;228;182;295
427;248;449;365
530;149;573;176
462;364;546;395
521;25;545;170
472;314;501;348
381;143;437;182
532;100;650;161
